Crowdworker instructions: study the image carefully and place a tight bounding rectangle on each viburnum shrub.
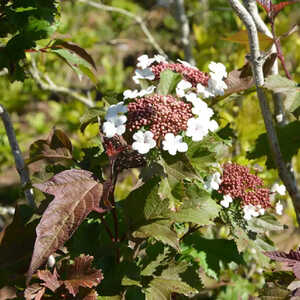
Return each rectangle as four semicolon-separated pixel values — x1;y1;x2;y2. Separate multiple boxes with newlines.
1;55;287;299
1;0;300;299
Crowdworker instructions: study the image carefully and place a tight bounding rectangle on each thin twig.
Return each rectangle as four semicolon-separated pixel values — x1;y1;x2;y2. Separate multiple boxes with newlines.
173;0;195;65
78;0;167;57
29;58;95;108
0;104;35;209
228;0;300;222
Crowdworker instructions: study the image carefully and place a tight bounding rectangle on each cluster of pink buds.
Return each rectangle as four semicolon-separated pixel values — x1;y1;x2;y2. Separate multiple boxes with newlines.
204;163;286;220
102;54;227;156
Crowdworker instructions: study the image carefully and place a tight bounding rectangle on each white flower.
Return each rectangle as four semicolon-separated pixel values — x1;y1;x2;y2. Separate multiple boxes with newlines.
137;54;155;69
243;205;265;220
275;201;284;215
162;133;188;155
153;54;167;64
271;183;286;196
176;80;192;97
177;59;197;70
186;117;218;142
207;76;228;97
208;62;227;79
105;102;128;120
123;89;140;99
204;172;222;191
133;68;155;84
220;194;233;208
243;205;258;221
138;85;156;97
196;83;215;99
132;130;156;154
102;115;127;138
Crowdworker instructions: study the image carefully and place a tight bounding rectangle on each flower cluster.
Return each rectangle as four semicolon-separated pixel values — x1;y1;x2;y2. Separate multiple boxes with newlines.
205;163;286;220
218;163;271;211
102;55;227;156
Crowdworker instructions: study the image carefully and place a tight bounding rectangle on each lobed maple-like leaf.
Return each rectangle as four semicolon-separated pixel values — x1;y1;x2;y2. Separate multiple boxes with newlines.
24;284;45;300
27;169;103;283
265;249;300;278
63;255;103;296
38;269;61;292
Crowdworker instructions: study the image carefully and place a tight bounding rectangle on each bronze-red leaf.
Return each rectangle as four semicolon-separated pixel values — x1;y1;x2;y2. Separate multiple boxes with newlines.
63;255;103;296
38;269;61;292
27;169;103;284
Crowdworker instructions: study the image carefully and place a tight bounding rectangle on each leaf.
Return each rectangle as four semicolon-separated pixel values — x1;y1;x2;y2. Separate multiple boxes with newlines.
164;181;221;226
27;128;73;164
260;282;291;300
38;269;61;292
257;0;273;14
247;121;300;169
182;233;244;277
48;48;96;80
27;169;103;283
223;30;274;50
24;284;45;300
80;107;106;133
0;205;37;281
272;1;300;18
145;261;199;300
157;69;182;95
264;74;300;115
133;221;179;250
221;53;277;98
248;214;286;233
63;255;103;296
51;39;97;70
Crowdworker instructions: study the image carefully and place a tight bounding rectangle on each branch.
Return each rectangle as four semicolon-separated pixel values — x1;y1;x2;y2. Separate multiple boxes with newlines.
29;58;95;108
243;0;286;125
0;105;35;209
172;0;195;65
78;0;167;57
228;0;300;221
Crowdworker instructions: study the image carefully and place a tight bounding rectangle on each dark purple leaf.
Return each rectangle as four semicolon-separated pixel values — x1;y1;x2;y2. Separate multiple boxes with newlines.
63;255;103;296
27;169;103;283
27;129;73;164
51;40;96;70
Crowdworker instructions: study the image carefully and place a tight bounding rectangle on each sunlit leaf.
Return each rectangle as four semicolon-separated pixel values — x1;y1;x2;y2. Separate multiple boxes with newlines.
27;169;103;283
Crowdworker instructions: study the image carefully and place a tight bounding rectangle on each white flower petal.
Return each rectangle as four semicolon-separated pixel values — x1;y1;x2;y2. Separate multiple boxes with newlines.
275;201;283;215
137;55;155;69
133;68;155;84
103;121;117;138
208;62;227;79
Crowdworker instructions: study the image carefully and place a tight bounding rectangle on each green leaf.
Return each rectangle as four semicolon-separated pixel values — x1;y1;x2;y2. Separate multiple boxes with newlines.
80;107;106;133
133;221;179;250
182;233;244;278
144;261;199;300
166;182;220;226
247;121;300;169
260;282;291;300
157;70;181;95
248;214;286;233
264;74;300;116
